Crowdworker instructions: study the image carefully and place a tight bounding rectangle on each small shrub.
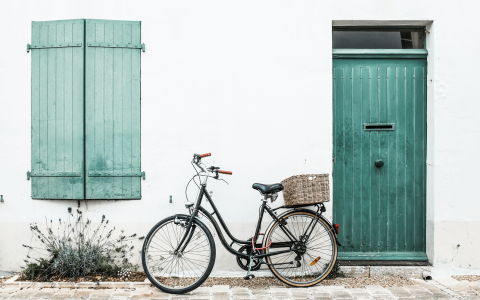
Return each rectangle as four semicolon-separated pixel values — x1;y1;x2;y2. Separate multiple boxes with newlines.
23;258;54;282
326;260;343;279
22;208;144;281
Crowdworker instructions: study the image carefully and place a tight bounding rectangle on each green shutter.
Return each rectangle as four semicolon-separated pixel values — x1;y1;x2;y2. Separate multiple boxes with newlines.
30;20;85;199
85;20;142;199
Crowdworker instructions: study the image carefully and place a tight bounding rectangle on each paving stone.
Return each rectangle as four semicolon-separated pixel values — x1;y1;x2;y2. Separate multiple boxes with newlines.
435;276;473;294
71;290;95;300
131;296;155;300
307;287;328;292
211;286;229;291
133;282;152;288
2;284;21;289
111;291;132;297
310;292;331;299
345;288;374;300
385;287;413;298
136;288;158;294
270;289;291;295
0;289;21;296
371;296;396;300
464;282;480;292
251;290;270;295
402;286;434;299
11;293;38;300
51;294;72;300
149;294;171;300
364;285;390;295
269;290;291;298
231;288;250;293
31;291;56;300
211;291;231;300
90;290;114;298
289;289;311;298
231;292;251;298
326;290;352;299
191;288;211;297
325;286;346;291
54;290;74;295
252;296;273;300
0;292;17;300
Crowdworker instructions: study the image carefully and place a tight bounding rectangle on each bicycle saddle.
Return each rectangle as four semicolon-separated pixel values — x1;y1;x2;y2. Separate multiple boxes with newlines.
252;183;284;194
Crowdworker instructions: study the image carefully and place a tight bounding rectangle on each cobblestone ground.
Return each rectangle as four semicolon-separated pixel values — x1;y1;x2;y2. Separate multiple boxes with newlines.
1;277;480;300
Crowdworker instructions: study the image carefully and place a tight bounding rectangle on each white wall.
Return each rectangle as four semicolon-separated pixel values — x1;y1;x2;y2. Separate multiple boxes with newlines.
0;0;479;275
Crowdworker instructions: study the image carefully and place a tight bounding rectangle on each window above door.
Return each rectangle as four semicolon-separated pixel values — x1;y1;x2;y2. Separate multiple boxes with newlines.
333;28;425;49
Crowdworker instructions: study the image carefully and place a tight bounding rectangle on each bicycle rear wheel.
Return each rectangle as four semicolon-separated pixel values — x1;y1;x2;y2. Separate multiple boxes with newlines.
264;211;337;287
142;215;216;294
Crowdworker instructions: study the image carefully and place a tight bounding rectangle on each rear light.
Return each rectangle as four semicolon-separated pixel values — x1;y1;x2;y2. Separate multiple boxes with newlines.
334;224;340;234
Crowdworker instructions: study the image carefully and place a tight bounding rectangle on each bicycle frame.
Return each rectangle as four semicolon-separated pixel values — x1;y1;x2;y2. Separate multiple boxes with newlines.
175;184;320;260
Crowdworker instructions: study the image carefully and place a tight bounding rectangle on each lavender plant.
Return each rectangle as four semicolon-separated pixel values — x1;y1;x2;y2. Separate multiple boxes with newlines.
22;207;144;281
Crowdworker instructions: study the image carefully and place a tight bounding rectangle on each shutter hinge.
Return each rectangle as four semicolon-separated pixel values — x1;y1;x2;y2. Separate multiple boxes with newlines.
87;43;145;52
332;158;336;164
27;43;82;53
27;171;82;180
88;171;146;180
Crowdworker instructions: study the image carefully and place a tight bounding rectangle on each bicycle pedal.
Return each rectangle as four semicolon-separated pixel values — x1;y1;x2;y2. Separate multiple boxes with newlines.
243;274;255;280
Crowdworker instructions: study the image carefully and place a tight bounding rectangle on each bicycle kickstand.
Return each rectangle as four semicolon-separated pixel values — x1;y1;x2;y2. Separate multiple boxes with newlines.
243;256;256;280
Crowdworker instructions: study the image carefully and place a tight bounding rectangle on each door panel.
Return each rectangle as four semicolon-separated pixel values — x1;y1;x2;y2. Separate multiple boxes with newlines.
333;59;427;260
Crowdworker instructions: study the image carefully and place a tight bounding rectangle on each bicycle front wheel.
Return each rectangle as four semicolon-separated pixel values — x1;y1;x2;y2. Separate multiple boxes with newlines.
264;211;337;287
142;215;216;294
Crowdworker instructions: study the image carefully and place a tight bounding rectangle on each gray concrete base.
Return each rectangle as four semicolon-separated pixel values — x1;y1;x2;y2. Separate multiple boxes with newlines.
340;266;431;279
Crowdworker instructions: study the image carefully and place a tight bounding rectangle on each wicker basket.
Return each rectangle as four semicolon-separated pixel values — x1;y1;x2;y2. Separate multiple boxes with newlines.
281;174;330;206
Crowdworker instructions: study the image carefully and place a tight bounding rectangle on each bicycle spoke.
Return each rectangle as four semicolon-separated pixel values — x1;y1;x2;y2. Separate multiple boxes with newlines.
266;213;336;285
144;218;213;291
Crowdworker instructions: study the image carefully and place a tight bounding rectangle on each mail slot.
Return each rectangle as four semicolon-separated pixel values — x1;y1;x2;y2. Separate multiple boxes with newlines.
364;123;394;131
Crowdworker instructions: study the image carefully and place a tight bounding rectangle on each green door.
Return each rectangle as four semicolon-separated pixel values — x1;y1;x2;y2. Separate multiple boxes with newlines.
332;57;427;260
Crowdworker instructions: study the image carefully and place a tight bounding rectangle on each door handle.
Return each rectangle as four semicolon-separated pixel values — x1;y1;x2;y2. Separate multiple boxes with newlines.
375;159;384;168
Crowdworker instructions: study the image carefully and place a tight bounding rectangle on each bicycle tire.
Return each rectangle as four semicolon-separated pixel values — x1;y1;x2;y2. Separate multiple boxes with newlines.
142;215;216;294
264;211;337;287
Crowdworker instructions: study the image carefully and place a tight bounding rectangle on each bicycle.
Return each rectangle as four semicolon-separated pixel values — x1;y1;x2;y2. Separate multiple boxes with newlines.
142;153;340;294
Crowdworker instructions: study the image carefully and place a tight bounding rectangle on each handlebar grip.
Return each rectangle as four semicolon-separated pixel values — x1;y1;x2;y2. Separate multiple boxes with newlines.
199;153;211;158
218;170;232;175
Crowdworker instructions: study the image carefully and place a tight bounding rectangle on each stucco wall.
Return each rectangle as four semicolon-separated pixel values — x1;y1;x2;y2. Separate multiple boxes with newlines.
0;0;479;275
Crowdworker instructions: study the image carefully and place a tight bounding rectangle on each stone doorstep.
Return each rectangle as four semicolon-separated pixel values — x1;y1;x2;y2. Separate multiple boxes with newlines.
339;266;430;279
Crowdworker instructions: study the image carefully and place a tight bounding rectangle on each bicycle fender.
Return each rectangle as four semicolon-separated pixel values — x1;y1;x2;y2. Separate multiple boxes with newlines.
262;208;341;247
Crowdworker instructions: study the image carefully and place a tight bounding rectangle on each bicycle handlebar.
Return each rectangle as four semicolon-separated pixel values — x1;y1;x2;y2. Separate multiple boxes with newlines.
194;153;232;177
